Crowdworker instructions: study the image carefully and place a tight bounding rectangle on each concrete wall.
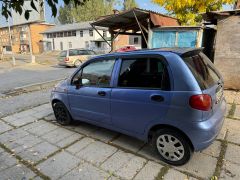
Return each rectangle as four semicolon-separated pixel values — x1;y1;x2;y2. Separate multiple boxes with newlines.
214;15;240;90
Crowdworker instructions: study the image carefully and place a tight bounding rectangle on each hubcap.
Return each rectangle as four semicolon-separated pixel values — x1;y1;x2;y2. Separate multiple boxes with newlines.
54;105;67;123
156;134;184;161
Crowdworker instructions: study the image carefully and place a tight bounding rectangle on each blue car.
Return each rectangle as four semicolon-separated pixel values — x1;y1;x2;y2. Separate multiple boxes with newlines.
51;48;226;165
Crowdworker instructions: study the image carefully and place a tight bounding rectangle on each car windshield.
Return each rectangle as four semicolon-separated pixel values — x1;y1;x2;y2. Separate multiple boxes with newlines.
182;52;221;90
59;51;67;57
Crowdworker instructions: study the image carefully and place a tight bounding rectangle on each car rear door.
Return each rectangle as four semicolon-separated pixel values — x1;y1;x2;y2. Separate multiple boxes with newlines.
182;52;224;119
111;56;172;134
68;58;115;124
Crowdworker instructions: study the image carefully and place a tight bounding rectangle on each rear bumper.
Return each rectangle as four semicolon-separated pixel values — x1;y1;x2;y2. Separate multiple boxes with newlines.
58;61;74;67
187;98;226;151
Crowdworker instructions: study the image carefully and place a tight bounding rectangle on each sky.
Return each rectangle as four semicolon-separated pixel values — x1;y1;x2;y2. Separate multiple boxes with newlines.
0;0;234;26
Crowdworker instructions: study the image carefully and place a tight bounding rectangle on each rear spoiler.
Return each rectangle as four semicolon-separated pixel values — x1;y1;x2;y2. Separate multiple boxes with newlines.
180;48;204;58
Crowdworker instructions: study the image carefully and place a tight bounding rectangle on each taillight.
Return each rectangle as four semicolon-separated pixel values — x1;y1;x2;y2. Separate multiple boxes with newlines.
64;57;69;62
189;94;212;111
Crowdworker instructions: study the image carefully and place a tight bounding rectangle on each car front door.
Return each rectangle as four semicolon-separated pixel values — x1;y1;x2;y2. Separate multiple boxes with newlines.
111;56;172;134
68;58;115;124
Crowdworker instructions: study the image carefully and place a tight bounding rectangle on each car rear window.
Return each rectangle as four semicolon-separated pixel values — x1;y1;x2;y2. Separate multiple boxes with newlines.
182;52;221;90
59;51;67;57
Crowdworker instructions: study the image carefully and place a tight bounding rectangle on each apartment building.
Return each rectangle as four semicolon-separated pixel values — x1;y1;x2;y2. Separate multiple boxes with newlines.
42;22;111;53
0;21;54;54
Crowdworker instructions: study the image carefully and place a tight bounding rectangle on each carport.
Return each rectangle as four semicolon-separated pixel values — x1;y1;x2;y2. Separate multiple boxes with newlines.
91;8;179;51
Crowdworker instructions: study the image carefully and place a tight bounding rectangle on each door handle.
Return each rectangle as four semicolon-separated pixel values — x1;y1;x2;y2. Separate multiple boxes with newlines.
98;91;106;96
151;95;164;102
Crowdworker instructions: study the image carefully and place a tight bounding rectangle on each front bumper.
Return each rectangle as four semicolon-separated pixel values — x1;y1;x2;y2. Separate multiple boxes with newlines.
187;98;226;151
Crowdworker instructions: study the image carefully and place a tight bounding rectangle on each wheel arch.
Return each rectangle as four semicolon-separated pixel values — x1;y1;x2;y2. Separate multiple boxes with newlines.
148;124;194;151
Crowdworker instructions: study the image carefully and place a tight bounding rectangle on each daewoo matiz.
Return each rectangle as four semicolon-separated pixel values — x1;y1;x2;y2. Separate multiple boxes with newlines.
51;48;226;165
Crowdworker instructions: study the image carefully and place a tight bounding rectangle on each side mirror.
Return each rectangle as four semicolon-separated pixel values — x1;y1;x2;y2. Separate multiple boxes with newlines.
73;79;82;89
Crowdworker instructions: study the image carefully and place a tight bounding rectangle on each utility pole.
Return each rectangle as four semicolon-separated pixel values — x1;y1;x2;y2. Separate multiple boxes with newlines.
27;24;35;63
7;19;16;66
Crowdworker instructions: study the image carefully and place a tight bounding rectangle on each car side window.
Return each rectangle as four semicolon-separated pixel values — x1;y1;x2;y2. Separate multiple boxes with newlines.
69;49;78;56
118;58;170;90
72;59;115;87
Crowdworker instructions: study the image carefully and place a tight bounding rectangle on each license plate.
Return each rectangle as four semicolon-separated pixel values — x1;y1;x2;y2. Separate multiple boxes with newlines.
216;87;223;104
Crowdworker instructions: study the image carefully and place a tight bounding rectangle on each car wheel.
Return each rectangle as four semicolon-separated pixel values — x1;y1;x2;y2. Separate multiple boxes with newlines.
74;60;82;67
152;128;192;166
52;102;72;125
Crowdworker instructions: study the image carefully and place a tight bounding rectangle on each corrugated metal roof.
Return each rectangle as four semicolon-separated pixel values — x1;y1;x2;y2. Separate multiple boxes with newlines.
42;21;107;34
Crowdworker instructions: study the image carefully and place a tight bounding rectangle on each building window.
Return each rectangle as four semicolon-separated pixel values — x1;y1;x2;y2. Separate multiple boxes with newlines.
134;37;139;44
89;30;93;37
53;33;56;38
72;31;76;36
64;31;68;37
60;42;63;50
69;42;72;48
59;32;63;37
103;31;106;38
67;31;72;37
80;30;83;37
85;41;89;49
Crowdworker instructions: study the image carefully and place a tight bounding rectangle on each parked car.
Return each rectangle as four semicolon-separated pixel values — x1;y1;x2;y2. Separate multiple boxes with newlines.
115;45;137;52
51;48;226;165
57;49;96;67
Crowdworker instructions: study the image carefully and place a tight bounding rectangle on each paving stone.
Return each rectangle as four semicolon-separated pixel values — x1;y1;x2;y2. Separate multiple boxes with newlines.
112;135;145;153
101;150;135;173
56;133;82;148
2;114;19;123
114;155;147;180
32;104;51;112
225;144;240;165
33;176;43;180
32;109;52;119
0;147;4;154
0;152;17;171
0;164;36;179
226;104;232;116
77;141;117;166
68;122;99;135
224;91;237;104
8;116;38;127
234;92;240;105
0;128;29;144
108;176;121;180
227;129;240;144
164;169;196;180
14;109;37;118
26;121;58;136
66;137;95;155
18;141;59;163
60;162;110;180
176;153;217;179
89;128;118;142
134;161;163;180
8;134;43;153
137;144;161;162
201;141;221;158
44;114;56;122
37;151;81;179
41;128;75;144
220;161;240;179
0;121;12;134
233;105;240;119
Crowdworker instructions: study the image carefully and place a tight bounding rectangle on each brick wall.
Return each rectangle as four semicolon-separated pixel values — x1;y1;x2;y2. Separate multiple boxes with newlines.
29;24;54;54
214;15;240;89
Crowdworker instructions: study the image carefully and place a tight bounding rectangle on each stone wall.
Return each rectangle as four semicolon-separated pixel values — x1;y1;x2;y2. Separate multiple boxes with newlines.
214;15;240;90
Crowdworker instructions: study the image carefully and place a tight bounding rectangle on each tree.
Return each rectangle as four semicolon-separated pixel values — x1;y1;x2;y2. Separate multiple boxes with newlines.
0;0;86;20
123;0;138;10
58;3;75;24
152;0;235;25
58;0;116;24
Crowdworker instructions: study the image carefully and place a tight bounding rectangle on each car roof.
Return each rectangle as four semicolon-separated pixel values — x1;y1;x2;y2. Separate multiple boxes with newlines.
96;47;203;58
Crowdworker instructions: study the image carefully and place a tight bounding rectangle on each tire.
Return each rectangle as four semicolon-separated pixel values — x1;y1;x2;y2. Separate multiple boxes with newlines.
52;102;72;125
74;59;82;67
152;128;192;166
